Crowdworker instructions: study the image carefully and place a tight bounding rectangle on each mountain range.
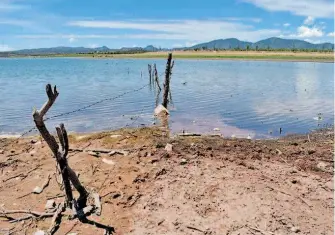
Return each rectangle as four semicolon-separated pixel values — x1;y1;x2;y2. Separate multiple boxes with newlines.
188;37;334;50
4;37;334;55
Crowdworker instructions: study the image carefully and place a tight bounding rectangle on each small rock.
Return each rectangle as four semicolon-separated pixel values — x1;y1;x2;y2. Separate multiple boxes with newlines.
30;139;37;144
180;159;187;165
154;104;169;116
0;149;4;154
291;179;298;184
45;200;56;210
247;135;252;140
307;149;316;155
33;186;43;194
213;128;220;131
87;151;100;157
165;143;173;153
34;230;45;235
110;134;122;138
290;167;299;174
67;233;78;235
290;226;301;233
158;219;165;226
316;162;328;172
276;149;282;155
30;150;37;156
102;158;115;165
325;181;334;191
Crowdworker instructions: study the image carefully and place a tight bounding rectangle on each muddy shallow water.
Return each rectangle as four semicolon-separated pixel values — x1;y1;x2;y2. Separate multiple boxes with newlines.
0;58;333;138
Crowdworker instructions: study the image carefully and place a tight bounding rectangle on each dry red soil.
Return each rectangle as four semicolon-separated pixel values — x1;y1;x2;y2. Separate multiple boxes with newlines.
0;127;333;235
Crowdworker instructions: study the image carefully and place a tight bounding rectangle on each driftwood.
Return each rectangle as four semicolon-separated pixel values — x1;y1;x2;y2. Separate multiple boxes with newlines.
0;209;54;223
70;148;129;156
177;133;202;137
3;165;40;182
186;226;205;233
92;193;102;216
48;202;66;235
32;84;88;208
248;226;275;235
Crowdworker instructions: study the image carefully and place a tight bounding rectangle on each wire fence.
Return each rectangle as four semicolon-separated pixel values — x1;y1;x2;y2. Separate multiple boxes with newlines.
0;58;170;150
0;80;159;149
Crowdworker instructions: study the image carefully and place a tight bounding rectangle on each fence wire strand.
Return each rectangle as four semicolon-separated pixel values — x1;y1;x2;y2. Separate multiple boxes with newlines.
0;82;152;148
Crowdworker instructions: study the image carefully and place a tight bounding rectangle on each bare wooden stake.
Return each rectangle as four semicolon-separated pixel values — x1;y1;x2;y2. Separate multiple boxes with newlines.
162;53;173;108
148;64;152;87
153;64;161;91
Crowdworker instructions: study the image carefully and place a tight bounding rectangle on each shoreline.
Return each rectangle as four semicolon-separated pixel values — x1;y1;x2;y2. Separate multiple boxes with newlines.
4;51;334;62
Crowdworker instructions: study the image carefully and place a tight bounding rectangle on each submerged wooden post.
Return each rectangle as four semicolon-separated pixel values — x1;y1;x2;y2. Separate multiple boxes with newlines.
148;64;152;87
162;53;173;108
33;84;88;209
153;64;161;91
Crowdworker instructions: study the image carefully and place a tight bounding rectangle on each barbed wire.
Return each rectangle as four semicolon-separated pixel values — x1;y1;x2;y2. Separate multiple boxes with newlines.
0;83;152;149
0;68;167;149
66;104;151;156
44;83;150;121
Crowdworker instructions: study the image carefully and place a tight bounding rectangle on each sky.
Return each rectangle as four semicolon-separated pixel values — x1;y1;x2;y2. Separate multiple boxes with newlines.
0;0;334;51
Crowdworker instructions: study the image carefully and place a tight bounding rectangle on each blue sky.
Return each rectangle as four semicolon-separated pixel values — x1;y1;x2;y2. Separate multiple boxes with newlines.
0;0;334;51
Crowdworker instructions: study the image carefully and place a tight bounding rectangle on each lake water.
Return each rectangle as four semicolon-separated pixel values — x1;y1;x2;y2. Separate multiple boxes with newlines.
0;58;333;139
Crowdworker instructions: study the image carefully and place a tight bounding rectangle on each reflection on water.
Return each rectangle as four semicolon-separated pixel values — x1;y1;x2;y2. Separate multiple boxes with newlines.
0;58;333;138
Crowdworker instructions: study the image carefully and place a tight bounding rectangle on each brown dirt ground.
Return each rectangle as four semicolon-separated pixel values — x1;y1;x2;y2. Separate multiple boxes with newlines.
0;127;333;235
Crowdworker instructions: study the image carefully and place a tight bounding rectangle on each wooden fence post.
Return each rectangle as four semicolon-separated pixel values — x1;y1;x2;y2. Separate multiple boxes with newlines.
162;53;173;108
153;64;161;91
148;64;152;87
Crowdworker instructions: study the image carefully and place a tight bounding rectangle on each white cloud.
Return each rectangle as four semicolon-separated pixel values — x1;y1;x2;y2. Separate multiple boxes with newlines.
0;2;25;11
88;44;99;48
67;19;280;42
172;43;183;48
0;19;32;26
304;39;321;44
303;16;314;25
297;25;324;37
241;0;334;18
69;37;76;43
223;17;262;23
0;44;14;52
283;23;290;27
327;32;334;37
185;42;197;47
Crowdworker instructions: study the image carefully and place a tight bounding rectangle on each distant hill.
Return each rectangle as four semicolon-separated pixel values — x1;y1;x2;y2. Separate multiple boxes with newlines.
188;37;334;50
189;38;252;50
10;45;160;55
4;37;333;55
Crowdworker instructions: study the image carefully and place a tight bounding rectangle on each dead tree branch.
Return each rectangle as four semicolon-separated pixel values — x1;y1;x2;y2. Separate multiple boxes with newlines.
0;209;54;223
32;84;88;208
48;202;66;235
3;165;40;182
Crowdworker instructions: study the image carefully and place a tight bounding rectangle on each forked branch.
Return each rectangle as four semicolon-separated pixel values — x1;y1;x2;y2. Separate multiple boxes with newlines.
32;84;87;208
